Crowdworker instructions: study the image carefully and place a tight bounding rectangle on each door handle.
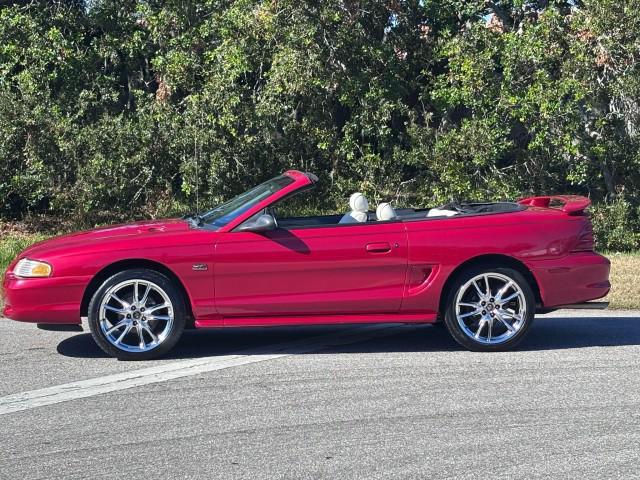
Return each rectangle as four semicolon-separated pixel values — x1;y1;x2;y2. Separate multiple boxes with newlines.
365;242;392;253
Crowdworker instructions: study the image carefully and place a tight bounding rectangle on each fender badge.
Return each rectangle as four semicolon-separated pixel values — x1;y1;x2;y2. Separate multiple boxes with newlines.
192;264;208;271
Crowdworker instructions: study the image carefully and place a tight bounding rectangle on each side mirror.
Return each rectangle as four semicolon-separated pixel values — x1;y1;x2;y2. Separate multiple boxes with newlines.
236;213;277;233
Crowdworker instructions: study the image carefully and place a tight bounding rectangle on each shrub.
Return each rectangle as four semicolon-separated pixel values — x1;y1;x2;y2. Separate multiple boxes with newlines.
2;1;640;229
590;197;640;252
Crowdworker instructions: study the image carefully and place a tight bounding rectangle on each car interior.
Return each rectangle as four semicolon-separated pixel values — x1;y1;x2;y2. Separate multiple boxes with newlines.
267;190;525;230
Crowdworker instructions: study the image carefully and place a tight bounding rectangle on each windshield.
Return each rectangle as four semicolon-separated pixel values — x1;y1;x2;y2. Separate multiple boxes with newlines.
200;175;294;228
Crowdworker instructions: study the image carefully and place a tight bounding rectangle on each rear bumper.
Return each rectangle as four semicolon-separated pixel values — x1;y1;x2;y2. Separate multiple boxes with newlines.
529;252;611;308
2;273;89;324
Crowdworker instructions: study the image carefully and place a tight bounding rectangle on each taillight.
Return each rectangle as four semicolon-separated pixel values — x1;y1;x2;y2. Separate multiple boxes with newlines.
572;219;594;252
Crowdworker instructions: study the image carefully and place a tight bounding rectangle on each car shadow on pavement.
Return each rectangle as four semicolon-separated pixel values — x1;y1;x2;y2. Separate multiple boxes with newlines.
519;315;640;351
56;314;640;360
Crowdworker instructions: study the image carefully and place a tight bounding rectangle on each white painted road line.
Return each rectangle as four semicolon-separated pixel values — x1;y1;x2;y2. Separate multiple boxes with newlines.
0;324;411;416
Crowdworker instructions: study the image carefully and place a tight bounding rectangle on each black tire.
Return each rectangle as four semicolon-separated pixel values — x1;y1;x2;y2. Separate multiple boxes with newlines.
443;266;535;352
88;269;186;360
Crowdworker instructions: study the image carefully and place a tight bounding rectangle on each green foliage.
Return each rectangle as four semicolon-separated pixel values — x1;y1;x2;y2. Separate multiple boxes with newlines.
590;197;640;252
0;232;48;275
0;0;639;248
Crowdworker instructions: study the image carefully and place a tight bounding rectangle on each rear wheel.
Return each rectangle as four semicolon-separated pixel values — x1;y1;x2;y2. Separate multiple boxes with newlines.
443;266;534;351
88;269;186;360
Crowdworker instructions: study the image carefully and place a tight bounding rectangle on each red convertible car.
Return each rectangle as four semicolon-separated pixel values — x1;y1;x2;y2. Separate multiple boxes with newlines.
3;170;610;359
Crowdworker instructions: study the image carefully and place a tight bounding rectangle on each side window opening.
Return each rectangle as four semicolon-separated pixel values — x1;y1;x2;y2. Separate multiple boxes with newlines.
271;188;343;228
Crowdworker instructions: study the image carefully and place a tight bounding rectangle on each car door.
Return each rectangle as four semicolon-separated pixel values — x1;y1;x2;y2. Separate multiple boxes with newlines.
213;222;408;318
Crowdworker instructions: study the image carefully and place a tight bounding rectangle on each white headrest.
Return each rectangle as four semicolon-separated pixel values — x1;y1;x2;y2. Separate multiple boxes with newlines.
376;202;397;221
349;192;368;213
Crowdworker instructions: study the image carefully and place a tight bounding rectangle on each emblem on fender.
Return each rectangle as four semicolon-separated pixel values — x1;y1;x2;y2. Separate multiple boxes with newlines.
192;264;208;271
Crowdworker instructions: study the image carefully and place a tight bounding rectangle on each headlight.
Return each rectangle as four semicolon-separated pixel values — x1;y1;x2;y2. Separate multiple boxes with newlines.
14;258;52;278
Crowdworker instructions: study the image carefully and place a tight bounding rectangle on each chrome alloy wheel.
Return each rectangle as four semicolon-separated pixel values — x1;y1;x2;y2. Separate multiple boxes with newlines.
98;279;174;353
455;272;526;345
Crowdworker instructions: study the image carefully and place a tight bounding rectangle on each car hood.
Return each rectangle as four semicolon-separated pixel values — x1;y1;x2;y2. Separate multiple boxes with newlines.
20;219;192;259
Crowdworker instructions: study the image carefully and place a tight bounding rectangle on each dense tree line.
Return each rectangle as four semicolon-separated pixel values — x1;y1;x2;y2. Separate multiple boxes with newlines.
0;0;639;248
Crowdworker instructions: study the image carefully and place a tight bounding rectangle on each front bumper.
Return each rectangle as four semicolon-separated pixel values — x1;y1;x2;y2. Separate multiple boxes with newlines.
2;273;90;324
529;252;611;308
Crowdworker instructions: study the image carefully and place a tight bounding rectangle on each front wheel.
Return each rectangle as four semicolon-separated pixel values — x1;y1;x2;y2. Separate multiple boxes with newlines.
88;269;186;360
443;267;535;352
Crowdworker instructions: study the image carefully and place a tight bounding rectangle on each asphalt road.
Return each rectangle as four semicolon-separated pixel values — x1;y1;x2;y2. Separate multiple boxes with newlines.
2;310;640;479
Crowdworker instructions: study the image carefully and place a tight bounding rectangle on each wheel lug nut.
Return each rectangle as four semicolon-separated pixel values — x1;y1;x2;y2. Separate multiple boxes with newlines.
131;306;136;311
140;307;145;312
126;314;131;319
490;298;494;302
481;301;486;306
482;310;486;315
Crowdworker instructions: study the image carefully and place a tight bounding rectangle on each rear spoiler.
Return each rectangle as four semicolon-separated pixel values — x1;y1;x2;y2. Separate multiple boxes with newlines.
517;195;591;215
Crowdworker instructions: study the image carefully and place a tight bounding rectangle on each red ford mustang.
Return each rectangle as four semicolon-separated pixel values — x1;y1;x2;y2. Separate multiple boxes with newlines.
2;170;610;359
